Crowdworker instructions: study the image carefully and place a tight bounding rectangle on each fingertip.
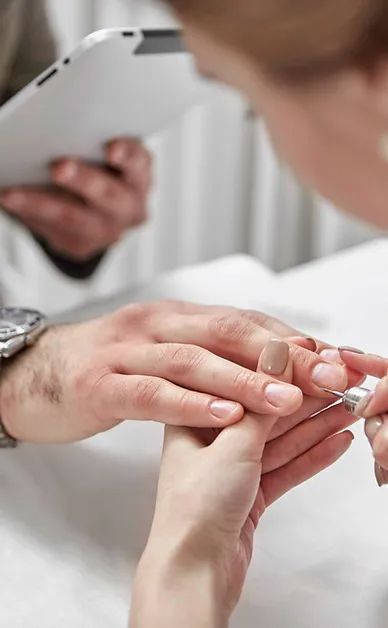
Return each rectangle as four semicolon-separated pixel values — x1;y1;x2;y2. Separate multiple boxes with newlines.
265;383;303;415
209;400;244;425
347;367;366;387
335;431;354;457
318;348;342;364
373;425;388;469
106;138;140;166
51;159;78;183
339;351;388;379
311;362;348;393
327;430;354;459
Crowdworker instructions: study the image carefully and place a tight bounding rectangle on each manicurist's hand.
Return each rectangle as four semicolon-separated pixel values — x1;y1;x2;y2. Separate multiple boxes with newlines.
130;390;355;628
0;301;357;444
0;138;151;260
339;348;388;485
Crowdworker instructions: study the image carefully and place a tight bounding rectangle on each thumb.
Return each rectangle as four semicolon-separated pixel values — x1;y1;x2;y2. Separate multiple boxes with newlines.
340;350;388;379
162;424;204;460
212;341;290;463
213;342;285;464
211;412;278;466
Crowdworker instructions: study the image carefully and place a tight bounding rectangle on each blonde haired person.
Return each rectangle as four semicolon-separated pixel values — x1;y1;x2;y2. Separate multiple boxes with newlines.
130;2;388;626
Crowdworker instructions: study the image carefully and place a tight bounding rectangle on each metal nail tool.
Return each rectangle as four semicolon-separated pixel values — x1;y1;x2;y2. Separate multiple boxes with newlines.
322;386;372;417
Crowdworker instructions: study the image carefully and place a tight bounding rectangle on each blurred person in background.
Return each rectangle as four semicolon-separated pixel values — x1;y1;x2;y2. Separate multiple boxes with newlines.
127;1;388;626
0;0;152;280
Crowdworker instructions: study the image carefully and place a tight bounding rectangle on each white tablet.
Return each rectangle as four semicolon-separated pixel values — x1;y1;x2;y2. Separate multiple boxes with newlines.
0;28;209;186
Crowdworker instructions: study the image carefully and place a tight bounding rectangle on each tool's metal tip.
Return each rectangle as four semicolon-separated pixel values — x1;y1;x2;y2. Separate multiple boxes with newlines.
321;388;344;398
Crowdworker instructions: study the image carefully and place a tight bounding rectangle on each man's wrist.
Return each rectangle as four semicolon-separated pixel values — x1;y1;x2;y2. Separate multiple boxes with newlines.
0;372;18;448
0;355;21;442
130;539;230;628
0;326;53;442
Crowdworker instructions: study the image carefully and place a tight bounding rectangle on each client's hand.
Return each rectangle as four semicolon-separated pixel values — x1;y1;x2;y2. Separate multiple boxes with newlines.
339;348;388;485
0;138;151;261
131;398;355;628
0;301;357;444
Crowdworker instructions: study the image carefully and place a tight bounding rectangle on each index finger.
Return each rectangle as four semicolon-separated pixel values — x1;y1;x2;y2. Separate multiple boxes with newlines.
106;138;152;193
363;378;388;418
340;349;388;379
152;312;350;396
51;159;143;226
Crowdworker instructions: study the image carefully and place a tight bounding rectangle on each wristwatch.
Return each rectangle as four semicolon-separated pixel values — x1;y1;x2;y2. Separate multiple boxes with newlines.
0;307;47;448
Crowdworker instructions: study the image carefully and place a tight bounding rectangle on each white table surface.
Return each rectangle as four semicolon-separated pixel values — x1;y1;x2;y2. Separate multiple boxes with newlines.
2;239;388;628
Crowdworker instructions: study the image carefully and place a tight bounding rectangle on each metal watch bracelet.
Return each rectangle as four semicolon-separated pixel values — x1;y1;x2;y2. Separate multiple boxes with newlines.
0;308;47;448
0;358;17;448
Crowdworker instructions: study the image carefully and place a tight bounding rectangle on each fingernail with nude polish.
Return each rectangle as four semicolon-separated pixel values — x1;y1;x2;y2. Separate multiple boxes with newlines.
364;417;383;444
338;346;365;355
304;338;318;352
261;340;289;376
374;463;388;488
289;336;317;352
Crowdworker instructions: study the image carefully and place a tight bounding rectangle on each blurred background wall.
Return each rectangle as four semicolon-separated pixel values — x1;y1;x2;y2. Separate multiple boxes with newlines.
0;0;381;312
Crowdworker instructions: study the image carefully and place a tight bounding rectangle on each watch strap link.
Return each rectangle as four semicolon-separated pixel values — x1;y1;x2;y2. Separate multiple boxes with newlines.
0;357;17;449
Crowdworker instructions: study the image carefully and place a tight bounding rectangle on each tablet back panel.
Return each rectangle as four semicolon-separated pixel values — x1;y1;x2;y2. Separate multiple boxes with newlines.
0;29;208;185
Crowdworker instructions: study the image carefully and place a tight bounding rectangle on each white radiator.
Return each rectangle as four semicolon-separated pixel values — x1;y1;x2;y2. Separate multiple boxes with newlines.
0;0;379;312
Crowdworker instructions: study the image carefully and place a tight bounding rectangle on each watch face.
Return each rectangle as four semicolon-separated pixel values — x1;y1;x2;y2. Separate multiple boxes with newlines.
0;308;42;341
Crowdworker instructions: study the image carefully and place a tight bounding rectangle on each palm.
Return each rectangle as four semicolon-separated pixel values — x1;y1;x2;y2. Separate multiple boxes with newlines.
227;399;356;603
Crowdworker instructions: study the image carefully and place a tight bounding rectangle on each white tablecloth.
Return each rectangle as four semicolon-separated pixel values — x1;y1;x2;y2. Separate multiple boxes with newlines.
2;239;388;627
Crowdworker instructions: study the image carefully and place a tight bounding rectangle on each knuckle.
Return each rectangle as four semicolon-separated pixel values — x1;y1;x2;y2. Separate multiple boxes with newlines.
163;344;204;377
238;309;270;325
209;315;254;345
292;347;314;372
177;389;195;416
116;303;151;327
83;172;109;199
246;310;272;328
132;378;161;412
232;369;259;396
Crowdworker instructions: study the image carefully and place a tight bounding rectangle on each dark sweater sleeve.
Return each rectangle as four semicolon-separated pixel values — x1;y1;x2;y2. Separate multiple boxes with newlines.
33;236;106;280
2;0;106;280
